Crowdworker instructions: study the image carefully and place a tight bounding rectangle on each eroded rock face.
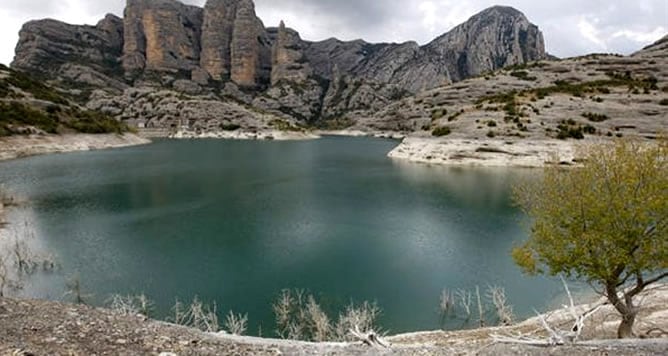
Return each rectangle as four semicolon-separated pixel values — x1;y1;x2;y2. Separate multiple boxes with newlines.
12;15;124;77
230;0;271;87
426;6;546;81
200;0;238;80
122;0;203;73
269;21;312;85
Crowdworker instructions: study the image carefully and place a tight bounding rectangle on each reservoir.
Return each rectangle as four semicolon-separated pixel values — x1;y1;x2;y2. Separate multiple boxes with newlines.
0;136;565;335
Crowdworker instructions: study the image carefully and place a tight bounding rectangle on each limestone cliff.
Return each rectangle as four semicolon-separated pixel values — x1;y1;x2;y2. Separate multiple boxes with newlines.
200;0;238;81
12;14;124;77
122;0;203;73
229;0;271;87
425;6;546;81
269;21;312;85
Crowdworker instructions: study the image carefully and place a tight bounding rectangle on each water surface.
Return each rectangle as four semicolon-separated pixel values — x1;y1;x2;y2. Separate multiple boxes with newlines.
0;137;565;334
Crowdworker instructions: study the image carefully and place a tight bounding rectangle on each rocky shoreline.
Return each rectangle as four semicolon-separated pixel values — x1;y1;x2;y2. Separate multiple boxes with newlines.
0;133;151;162
169;129;321;141
387;137;591;168
1;285;666;355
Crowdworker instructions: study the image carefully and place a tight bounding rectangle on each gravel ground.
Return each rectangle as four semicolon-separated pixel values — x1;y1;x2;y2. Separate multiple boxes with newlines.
1;296;667;355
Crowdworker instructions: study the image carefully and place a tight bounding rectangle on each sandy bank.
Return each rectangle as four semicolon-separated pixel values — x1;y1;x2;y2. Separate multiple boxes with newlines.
388;137;588;168
170;129;321;141
0;133;151;162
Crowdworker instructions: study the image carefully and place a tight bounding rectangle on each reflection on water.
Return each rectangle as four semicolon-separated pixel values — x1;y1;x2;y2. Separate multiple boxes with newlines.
0;137;564;335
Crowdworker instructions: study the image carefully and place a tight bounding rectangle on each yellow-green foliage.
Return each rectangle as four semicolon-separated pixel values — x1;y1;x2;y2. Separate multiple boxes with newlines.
513;140;667;337
513;140;667;278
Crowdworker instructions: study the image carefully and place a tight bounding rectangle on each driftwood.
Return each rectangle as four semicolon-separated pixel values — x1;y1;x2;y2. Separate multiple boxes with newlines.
491;277;603;346
349;325;390;348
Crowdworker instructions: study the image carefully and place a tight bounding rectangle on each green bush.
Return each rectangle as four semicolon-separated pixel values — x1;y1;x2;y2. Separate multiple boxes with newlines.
486;130;496;138
556;119;586;140
65;110;128;134
220;123;241;131
582;112;610;122
432;126;452;137
431;109;446;121
487;120;497;127
510;70;537;81
5;71;68;105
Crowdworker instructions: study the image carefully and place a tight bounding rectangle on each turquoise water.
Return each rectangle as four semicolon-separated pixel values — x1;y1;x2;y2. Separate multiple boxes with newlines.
0;137;565;335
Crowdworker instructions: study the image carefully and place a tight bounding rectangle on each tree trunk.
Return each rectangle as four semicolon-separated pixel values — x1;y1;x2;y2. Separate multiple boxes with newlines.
617;310;637;338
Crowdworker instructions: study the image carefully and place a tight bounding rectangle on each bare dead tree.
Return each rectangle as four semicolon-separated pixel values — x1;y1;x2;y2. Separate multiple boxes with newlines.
491;277;603;346
487;286;514;326
476;286;485;327
223;310;248;336
456;289;472;320
109;294;153;317
171;297;220;332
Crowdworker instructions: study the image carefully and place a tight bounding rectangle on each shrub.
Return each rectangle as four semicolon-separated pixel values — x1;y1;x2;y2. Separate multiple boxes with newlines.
432;126;452;137
659;99;668;106
220;123;241;131
487;120;497;127
65;110;128;134
431;109;446;121
0;101;59;135
486;130;496;138
582;112;610;122
510;70;537;81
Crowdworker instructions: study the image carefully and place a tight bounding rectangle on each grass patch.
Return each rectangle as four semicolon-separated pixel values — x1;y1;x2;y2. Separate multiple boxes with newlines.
3;70;68;105
0;101;59;135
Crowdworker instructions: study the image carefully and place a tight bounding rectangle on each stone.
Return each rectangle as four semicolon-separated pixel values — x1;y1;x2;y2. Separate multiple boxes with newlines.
200;0;239;80
425;6;546;81
122;0;203;73
229;0;271;87
172;80;202;95
269;21;312;85
191;67;210;85
12;15;124;77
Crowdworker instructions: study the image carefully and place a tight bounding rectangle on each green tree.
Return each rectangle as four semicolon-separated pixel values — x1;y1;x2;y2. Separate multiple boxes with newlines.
512;140;667;338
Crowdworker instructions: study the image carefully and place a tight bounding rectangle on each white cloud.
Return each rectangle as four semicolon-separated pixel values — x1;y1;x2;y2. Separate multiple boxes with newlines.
612;27;667;43
578;16;607;52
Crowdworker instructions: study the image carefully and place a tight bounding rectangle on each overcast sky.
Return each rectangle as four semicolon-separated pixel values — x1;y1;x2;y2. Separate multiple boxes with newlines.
0;0;666;65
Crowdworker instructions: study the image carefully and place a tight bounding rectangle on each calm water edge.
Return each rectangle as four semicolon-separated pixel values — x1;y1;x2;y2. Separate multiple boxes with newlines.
0;136;566;335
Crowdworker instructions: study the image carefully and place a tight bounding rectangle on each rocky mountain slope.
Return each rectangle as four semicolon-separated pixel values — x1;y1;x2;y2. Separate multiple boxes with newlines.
11;0;546;127
374;35;668;166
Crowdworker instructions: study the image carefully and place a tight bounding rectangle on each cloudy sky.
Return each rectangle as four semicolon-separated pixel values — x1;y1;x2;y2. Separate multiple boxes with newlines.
0;0;666;65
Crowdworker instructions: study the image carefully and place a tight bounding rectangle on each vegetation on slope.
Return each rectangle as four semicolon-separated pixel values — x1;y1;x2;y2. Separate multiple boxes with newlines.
0;64;131;136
